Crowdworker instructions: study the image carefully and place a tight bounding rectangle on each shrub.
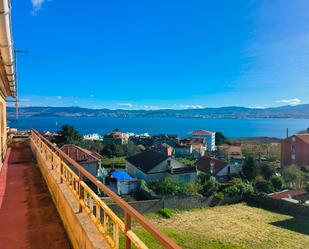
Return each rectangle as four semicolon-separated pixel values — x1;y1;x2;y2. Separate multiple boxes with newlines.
242;156;259;180
223;178;253;196
270;175;283;191
158;208;174;218
282;165;305;189
149;178;184;195
183;182;202;195
254;178;274;194
260;164;275;180
200;176;219;197
215;192;225;200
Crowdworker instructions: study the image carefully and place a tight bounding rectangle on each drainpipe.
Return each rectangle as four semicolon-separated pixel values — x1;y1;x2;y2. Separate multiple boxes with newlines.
0;0;16;98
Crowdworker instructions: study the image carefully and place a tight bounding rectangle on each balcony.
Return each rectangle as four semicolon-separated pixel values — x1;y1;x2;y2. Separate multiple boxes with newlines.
0;130;181;249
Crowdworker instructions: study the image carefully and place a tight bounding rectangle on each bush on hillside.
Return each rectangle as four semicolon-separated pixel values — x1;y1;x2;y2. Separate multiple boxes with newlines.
254;177;274;194
223;178;254;197
242;156;259;180
158;208;174;218
282;165;306;189
270;175;284;191
260;164;275;180
199;176;219;197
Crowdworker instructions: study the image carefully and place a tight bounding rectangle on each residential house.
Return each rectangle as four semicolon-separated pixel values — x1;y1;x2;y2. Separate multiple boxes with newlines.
83;133;103;141
218;144;243;162
126;150;197;183
174;143;193;157
129;134;153;147
60;144;105;179
152;134;180;147
108;170;138;195
103;130;128;145
281;133;309;168
150;143;174;156
195;156;240;181
189;130;216;151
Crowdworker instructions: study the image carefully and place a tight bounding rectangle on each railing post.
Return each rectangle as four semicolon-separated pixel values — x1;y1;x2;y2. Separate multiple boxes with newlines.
125;212;131;249
60;162;64;183
51;152;54;170
79;171;84;213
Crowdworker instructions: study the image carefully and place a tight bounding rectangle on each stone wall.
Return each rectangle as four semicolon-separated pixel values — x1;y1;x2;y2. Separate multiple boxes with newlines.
108;194;243;216
245;194;309;217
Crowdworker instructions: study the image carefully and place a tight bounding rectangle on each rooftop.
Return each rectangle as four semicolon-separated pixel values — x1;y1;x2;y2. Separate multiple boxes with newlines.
189;130;215;136
126;150;169;173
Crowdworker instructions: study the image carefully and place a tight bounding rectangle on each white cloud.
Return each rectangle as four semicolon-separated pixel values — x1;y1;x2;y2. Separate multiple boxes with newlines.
140;105;162;110
276;98;301;106
20;98;31;102
117;103;133;108
31;0;46;15
55;96;62;100
177;104;204;109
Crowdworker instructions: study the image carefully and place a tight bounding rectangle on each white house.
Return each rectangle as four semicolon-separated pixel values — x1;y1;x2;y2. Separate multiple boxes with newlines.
189;130;216;151
125;150;197;183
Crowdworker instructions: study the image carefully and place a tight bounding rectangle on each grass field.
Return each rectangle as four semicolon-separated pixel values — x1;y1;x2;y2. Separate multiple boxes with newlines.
126;203;309;249
101;156;126;168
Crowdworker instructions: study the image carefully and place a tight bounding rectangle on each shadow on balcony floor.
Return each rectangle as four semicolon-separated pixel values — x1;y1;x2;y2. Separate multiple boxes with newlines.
0;140;71;249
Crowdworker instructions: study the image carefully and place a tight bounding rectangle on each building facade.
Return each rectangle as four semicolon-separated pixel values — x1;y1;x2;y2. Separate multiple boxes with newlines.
281;134;309;168
0;4;16;169
189;130;216;151
126;150;197;183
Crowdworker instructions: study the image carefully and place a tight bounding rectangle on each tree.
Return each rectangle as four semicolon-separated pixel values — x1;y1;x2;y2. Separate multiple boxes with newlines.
270;175;284;191
223;178;253;196
200;176;219;197
101;143;117;158
215;132;230;145
55;125;83;146
197;172;211;185
124;141;141;157
260;164;275;180
254;178;274;193
84;140;103;153
282;165;305;189
242;156;259;180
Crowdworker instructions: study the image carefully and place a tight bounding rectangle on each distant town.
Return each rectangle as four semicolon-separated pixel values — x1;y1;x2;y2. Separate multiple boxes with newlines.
9;125;309;207
7;103;309;118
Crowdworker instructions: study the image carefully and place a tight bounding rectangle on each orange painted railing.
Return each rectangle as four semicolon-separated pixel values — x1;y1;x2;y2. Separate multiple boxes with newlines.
31;130;181;249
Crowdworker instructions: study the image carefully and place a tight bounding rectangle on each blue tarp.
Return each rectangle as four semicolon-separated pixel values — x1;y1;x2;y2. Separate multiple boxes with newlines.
111;170;132;181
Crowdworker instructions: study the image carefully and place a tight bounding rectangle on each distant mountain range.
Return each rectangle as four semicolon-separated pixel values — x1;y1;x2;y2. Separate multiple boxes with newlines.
6;104;309;119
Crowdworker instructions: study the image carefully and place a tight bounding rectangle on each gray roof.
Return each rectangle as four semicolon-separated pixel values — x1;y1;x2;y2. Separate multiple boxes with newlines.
126;150;169;173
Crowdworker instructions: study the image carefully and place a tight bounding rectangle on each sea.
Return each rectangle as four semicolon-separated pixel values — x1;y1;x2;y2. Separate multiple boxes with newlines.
7;116;309;138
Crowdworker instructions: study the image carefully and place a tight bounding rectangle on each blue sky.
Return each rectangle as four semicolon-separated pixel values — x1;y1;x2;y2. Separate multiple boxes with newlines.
11;0;309;109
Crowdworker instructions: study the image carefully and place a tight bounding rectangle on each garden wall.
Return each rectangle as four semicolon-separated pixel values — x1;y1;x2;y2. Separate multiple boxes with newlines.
245;194;309;217
108;194;243;216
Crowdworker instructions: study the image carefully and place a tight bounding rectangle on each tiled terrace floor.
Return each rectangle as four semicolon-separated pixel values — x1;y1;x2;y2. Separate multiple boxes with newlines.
0;142;71;249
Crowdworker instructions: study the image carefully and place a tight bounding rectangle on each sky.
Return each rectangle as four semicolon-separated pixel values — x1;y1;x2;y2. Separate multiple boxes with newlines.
10;0;309;109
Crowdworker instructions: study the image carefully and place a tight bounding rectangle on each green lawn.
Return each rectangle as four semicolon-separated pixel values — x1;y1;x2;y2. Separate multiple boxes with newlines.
101;156;126;168
121;203;309;249
175;157;197;166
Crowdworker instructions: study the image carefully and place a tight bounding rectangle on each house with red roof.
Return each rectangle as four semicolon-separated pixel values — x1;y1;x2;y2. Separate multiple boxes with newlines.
60;144;104;179
195;155;241;181
281;133;309;168
189;129;216;151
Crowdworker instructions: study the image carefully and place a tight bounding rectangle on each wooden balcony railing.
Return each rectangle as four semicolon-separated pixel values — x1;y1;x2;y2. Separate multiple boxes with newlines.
31;130;181;249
